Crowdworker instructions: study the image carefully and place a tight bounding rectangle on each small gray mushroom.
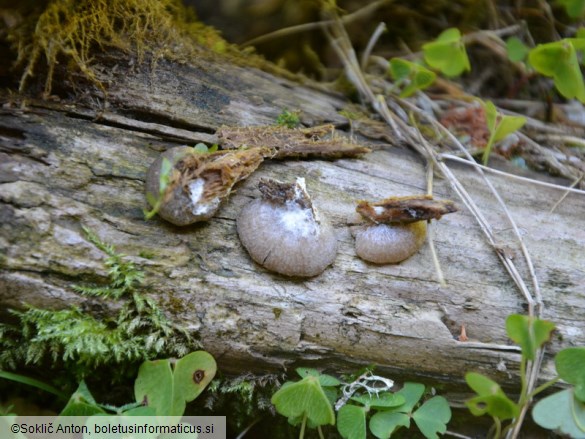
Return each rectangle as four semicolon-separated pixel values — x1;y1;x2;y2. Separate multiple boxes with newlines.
145;146;267;226
355;221;427;264
354;195;457;264
237;178;338;277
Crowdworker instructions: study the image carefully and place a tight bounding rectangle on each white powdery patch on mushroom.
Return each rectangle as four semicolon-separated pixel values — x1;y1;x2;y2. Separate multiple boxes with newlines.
237;178;338;277
188;179;219;216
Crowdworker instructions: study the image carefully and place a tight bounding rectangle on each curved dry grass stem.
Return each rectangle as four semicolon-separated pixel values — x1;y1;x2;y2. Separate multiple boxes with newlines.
241;0;393;47
439;154;585;197
361;22;387;70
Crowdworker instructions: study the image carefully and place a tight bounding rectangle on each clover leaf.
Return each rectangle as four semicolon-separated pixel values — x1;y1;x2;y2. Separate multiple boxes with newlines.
481;100;526;164
505;314;555;360
134;351;217;417
506;37;530;63
556;347;585;402
423;28;470;77
465;372;519;420
296;367;342;387
271;375;335;427
412;396;452;439
351;392;405;409
559;0;585;18
388;58;436;97
369;383;451;439
528;39;585;102
338;404;368;439
370;411;410;439
533;389;585;437
60;381;106;416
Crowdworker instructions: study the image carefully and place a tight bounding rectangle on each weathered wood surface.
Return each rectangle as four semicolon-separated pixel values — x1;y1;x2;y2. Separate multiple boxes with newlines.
1;52;584;396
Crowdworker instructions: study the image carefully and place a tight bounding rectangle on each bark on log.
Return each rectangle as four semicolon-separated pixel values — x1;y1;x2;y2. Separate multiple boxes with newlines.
1;50;584;399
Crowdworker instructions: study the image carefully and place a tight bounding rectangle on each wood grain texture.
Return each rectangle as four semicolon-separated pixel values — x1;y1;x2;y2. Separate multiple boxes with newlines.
1;53;584;398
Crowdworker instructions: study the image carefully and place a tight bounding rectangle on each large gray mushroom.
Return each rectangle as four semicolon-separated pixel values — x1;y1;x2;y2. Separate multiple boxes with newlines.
237;178;338;277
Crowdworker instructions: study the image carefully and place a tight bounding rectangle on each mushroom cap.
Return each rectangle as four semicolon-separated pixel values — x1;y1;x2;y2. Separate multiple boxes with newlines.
237;199;338;277
145;147;220;226
355;221;427;264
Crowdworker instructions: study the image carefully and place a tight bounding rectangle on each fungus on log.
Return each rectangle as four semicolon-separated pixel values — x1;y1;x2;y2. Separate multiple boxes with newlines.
1;4;584;411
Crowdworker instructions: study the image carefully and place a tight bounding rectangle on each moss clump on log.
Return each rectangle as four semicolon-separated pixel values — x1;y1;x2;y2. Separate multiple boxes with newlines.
8;0;232;96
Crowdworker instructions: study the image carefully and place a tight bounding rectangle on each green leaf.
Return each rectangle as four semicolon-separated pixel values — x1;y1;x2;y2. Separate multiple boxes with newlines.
423;28;470;77
481;100;526;164
412;396;452;439
0;370;66;398
60;381;106;416
271;376;335;427
388;58;436;97
505;314;555;360
351;392;405;409
368;382;425;438
556;347;585;402
134;351;216;417
134;359;174;416
465;372;519;420
296;367;341;387
528;40;585;102
532;389;585;437
338;404;367;439
369;411;410;439
394;382;426;413
493;114;526;143
483;100;498;134
506;37;530;62
172;350;217;411
193;143;209;153
559;0;585;18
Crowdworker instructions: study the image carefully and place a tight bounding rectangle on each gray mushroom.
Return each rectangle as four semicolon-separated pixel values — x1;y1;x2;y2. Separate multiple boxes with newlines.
145;146;267;226
354;195;457;264
355;221;427;264
237;178;338;277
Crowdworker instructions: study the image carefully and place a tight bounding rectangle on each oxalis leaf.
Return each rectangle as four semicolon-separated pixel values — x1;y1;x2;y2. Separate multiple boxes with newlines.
134;351;217;417
465;372;519;420
505;314;555;360
558;0;585;18
370;411;410;439
271;375;335;427
388;58;436;97
60;381;106;416
412;396;452;439
296;367;341;387
422;28;470;77
556;347;585;402
533;388;585;437
351;392;405;409
338;404;368;439
506;37;529;63
368;383;422;438
369;384;450;439
528;39;585;102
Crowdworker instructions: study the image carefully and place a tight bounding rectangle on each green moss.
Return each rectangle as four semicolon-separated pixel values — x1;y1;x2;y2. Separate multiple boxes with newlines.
0;227;198;381
9;0;234;96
